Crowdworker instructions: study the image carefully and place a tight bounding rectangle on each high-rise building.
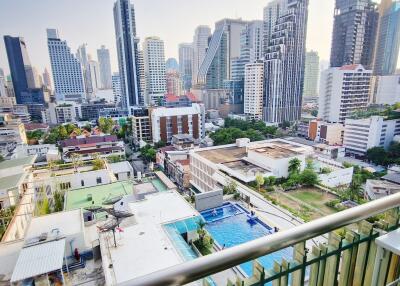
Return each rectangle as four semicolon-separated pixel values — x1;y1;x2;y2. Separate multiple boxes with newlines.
86;60;102;94
244;62;264;120
197;19;248;89
97;45;112;89
263;0;287;54
373;0;400;75
330;0;379;68
192;25;211;86
318;64;372;123
113;0;142;113
263;0;309;123
303;50;320;99
42;68;52;90
137;49;146;99
47;29;86;102
374;74;400;104
228;20;264;105
166;70;182;96
143;36;166;105
4;36;46;104
178;43;193;91
112;73;122;104
166;58;179;72
76;44;89;68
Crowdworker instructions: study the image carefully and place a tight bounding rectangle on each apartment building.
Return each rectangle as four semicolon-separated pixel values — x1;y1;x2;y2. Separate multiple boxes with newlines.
318;64;372;123
150;103;205;144
343;116;400;156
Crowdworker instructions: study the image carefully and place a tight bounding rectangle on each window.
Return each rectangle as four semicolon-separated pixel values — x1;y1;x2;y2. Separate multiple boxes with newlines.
96;177;102;184
81;180;85;187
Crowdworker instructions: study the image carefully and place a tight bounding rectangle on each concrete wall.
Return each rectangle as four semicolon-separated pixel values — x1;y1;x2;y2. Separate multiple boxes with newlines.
194;190;223;211
319;167;354;188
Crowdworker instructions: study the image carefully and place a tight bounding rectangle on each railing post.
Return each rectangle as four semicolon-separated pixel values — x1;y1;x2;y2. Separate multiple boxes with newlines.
323;232;342;286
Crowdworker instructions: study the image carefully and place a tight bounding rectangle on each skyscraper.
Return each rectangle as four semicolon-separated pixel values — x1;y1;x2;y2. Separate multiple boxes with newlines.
4;35;46;104
373;0;400;75
165;58;179;72
86;60;102;94
263;0;287;54
112;72;122;104
330;0;379;68
42;68;52;90
192;25;211;86
47;29;86;102
178;43;193;91
303;50;320;99
143;37;166;105
263;0;309;124
197;19;248;89
113;0;142;113
166;70;183;96
244;62;264;120
97;45;112;89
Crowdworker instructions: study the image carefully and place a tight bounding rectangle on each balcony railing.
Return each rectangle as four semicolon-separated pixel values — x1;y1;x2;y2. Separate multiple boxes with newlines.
125;193;400;286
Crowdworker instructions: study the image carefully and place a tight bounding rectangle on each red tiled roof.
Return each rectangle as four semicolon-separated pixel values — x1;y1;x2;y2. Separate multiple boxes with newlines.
61;135;118;147
165;93;180;102
24;123;49;131
186;92;199;102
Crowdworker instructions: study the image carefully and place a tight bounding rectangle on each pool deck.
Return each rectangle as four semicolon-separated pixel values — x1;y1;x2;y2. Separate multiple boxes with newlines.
65;181;133;210
100;191;201;285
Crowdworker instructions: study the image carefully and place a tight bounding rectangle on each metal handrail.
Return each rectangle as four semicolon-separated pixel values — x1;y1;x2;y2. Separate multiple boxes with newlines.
126;192;400;286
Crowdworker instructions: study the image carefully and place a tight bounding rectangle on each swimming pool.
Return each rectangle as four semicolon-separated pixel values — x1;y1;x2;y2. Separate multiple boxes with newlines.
151;178;168;192
201;203;292;277
201;203;244;222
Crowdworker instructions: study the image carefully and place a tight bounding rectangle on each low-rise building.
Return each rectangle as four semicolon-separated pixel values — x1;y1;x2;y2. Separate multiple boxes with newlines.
365;179;400;200
150;103;205;144
131;108;152;146
343;116;400;156
109;161;134;181
42;102;82;125
60;134;125;162
307;120;344;145
13;144;59;162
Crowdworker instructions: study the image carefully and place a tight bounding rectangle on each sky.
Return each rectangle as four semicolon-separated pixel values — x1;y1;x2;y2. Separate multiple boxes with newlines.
0;0;394;76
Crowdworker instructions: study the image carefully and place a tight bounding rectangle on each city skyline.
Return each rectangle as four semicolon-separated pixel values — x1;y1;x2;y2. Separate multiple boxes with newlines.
0;0;392;76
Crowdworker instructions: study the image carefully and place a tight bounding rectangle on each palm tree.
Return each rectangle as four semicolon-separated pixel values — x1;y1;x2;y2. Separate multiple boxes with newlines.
197;220;206;243
288;158;301;175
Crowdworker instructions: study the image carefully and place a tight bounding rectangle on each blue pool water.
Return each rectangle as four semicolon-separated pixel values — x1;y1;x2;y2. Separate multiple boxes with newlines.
201;203;244;222
201;203;292;277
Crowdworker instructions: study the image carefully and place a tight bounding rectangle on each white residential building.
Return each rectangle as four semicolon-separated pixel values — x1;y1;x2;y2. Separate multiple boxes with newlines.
112;73;122;104
244;62;264;120
46;29;86;102
374;74;400;105
97;45;112;89
150;103;205;144
318;64;372;123
41;102;81;125
192;25;211;86
343;116;400;155
143;37;166;105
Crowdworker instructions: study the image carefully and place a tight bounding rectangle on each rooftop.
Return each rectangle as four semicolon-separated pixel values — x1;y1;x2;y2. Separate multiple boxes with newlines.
102;191;199;284
249;144;299;159
382;173;400;185
196;146;247;164
109;161;133;174
65;181;133;211
0;173;26;190
0;156;36;170
25;209;84;240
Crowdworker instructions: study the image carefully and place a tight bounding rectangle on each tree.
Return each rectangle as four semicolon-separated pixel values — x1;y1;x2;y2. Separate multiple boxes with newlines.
98;117;114;134
288;158;301;175
281;121;291;130
53;191;64;212
255;173;265;191
305;158;314;170
366;147;388;166
58;126;68;139
264;176;276;186
154;141;166;149
223;180;237;195
39;196;51;215
140;145;157;162
311;110;318;117
92;158;105;170
299;169;320;186
197;220;206;243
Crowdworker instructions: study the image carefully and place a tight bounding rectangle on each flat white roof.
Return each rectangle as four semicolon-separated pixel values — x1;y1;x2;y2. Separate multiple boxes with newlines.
376;228;400;256
102;191;199;284
26;209;83;240
109;161;133;173
11;239;65;282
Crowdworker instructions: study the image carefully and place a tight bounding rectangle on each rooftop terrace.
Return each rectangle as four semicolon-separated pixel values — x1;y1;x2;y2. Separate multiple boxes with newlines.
197;146;247;164
65;181;133;211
